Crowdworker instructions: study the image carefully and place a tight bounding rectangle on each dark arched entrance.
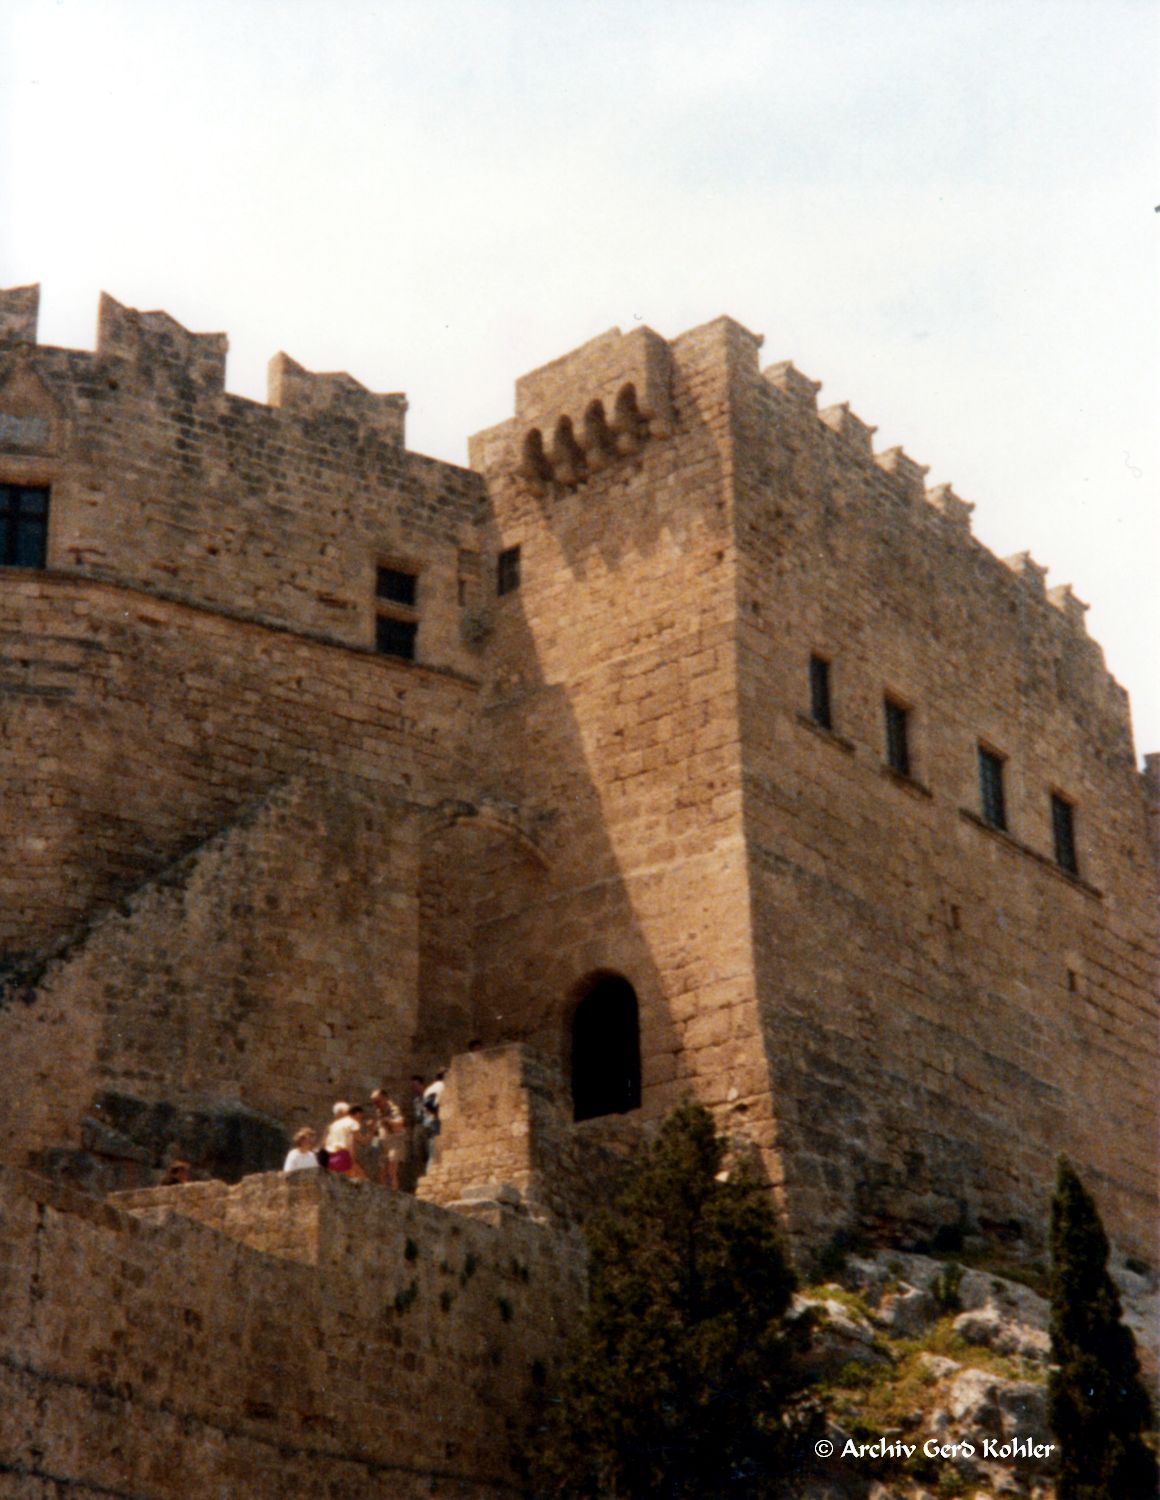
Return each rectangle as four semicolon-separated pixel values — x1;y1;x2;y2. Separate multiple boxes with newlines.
570;974;642;1122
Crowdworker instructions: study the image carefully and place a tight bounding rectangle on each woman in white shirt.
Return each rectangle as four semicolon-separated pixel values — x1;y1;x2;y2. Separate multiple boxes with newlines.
283;1126;319;1173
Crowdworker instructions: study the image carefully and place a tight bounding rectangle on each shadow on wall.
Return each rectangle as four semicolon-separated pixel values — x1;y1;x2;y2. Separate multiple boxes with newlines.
32;1090;287;1196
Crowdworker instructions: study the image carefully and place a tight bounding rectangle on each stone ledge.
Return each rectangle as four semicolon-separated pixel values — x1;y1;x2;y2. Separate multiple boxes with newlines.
0;567;483;689
880;764;934;799
794;712;855;754
958;809;1103;898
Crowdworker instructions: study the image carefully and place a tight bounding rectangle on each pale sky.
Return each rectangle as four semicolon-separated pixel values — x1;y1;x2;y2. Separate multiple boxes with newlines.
3;0;1157;760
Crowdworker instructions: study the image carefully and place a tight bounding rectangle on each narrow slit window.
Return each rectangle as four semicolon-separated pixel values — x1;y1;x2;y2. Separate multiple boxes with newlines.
0;484;50;568
497;545;521;597
978;746;1007;830
884;698;910;777
809;655;832;731
1051;793;1078;875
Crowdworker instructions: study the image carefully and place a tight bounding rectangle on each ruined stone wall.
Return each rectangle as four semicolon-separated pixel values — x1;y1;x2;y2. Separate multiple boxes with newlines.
466;320;771;1135
731;350;1158;1255
0;1165;584;1498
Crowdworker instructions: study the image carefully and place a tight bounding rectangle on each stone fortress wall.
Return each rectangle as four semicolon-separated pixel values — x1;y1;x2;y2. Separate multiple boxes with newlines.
468;314;1158;1258
0;1139;585;1498
0;280;1157;1493
0;1044;630;1499
732;335;1158;1251
0;285;498;1184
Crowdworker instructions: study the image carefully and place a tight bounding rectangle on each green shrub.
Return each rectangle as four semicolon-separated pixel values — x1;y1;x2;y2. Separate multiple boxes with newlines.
931;1261;963;1313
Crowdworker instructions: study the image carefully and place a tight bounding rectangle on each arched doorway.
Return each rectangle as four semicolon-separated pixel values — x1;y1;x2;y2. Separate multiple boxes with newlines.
570;973;642;1122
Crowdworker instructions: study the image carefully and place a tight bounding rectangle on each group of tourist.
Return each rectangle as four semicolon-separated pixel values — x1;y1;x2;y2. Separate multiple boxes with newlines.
282;1072;446;1187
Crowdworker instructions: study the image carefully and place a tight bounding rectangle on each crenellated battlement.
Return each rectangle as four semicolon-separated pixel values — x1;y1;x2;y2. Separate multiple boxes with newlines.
801;380;1098;631
819;399;878;458
0;287;1114;658
0;282;40;345
504;324;675;493
96;292;229;394
0;286;407;445
763;359;822;408
1004;552;1089;633
874;444;930;502
1047;582;1089;630
926;481;975;531
0;283;486;676
267;350;406;445
1004;549;1050;597
470;309;1109;658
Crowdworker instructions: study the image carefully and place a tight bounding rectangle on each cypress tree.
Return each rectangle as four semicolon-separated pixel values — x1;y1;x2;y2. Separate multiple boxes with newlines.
527;1100;817;1498
1047;1156;1158;1500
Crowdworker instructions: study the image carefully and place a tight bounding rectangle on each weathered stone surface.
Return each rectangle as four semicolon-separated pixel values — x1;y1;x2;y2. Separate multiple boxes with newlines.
0;289;1155;1494
874;1285;937;1337
793;1294;891;1374
946;1367;1003;1431
996;1381;1052;1454
953;1305;1051;1363
0;1159;585;1498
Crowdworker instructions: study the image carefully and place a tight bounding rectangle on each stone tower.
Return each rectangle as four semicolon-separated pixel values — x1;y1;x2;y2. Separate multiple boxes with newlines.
469;317;1158;1257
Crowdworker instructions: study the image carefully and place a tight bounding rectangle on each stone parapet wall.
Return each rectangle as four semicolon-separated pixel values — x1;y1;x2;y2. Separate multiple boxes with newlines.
0;1165;584;1498
419;1044;644;1229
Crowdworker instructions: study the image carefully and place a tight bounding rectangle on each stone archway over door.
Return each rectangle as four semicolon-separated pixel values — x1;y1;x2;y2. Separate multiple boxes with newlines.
570;974;642;1122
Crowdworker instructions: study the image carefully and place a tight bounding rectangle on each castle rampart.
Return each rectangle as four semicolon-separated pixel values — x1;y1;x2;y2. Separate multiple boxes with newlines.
0;285;485;664
468;310;1155;1256
0;1158;584;1498
1;284;1155;1269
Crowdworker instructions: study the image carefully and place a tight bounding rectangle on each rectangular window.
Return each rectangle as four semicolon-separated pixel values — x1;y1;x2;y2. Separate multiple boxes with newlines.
374;562;419;662
376;565;417;607
978;746;1007;830
0;483;50;568
375;614;418;661
809;655;832;731
497;545;521;597
1051;793;1078;875
884;698;910;777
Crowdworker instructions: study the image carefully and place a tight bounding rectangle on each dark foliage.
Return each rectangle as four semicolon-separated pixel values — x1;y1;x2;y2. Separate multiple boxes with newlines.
526;1101;818;1498
1047;1157;1158;1500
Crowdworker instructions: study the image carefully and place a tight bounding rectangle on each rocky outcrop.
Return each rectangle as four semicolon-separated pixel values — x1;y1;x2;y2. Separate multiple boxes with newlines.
790;1253;1071;1499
